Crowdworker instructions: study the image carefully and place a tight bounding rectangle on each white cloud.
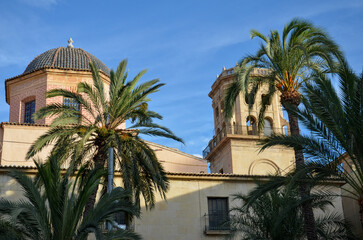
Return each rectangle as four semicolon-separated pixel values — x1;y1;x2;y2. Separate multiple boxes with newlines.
192;154;202;158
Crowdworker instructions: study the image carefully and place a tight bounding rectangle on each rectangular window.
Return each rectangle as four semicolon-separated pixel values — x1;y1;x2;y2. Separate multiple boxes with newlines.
63;97;80;111
24;100;35;123
207;197;229;231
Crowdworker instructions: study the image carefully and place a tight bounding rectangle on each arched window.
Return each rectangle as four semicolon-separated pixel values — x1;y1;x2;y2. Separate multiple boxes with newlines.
284;125;289;136
264;118;273;136
245;95;255;105
22;96;36;124
261;94;271;105
24;100;36;123
246;116;257;135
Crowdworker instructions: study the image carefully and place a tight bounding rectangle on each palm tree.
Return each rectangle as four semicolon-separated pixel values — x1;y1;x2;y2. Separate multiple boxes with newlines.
26;59;183;217
0;153;141;240
228;185;356;240
224;18;343;240
260;59;363;228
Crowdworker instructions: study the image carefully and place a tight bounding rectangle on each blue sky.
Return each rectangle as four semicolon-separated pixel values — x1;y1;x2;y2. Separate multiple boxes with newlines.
1;0;362;157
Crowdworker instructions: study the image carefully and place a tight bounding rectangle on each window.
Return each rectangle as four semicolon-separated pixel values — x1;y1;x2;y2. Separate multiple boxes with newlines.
264;118;273;136
24;100;35;123
246;116;257;135
207;197;229;231
261;94;271;105
284;126;288;136
63;97;80;111
244;95;255;105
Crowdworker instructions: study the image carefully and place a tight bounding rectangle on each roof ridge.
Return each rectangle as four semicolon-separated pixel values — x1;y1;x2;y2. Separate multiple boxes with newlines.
51;47;63;67
79;48;92;64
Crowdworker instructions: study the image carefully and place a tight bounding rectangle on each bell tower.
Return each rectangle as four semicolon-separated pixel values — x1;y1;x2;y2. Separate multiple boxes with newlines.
203;66;295;175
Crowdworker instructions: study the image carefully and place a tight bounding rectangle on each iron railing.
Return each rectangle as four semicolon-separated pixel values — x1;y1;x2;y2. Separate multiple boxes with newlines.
203;124;289;158
204;213;230;232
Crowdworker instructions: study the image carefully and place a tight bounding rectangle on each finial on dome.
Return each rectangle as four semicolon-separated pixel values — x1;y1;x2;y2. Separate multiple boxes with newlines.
67;38;74;48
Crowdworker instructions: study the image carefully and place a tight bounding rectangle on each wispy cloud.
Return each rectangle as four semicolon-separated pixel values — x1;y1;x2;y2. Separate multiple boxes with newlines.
0;53;28;67
19;0;58;8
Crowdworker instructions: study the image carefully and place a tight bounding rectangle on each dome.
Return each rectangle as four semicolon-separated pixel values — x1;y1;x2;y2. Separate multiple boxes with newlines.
23;45;110;76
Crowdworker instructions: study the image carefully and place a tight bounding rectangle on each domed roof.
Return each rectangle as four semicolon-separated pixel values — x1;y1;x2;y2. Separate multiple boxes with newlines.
23;44;110;76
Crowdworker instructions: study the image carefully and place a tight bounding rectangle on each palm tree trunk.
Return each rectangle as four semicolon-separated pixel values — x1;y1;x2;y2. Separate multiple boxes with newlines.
83;144;107;218
287;110;318;240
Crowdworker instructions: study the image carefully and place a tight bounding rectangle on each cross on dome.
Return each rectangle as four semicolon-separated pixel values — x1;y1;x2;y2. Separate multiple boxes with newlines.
67;38;74;48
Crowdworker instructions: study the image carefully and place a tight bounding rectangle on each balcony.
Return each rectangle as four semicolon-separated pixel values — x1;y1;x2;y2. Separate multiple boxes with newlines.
203;124;289;158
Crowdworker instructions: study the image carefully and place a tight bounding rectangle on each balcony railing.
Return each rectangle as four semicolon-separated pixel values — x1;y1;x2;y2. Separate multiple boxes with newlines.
202;124;289;158
204;213;230;233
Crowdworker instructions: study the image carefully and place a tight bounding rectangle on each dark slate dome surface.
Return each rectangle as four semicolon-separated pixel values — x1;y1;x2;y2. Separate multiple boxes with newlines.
24;47;110;76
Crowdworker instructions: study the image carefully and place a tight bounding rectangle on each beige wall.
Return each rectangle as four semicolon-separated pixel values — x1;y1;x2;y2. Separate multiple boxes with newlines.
133;174;345;240
0;169;346;240
230;137;295;175
147;141;208;173
0;123;51;167
208;140;233;174
208;135;295;175
0;123;207;173
0;169;32;202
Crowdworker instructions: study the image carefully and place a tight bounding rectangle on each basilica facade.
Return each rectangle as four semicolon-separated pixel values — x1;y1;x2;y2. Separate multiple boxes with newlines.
0;40;352;239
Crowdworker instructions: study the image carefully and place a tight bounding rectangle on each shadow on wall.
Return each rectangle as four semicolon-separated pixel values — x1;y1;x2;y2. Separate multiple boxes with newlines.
132;175;346;240
0;170;350;240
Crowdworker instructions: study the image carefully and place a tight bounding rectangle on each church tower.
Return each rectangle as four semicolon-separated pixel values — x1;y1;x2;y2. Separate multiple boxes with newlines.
203;66;295;175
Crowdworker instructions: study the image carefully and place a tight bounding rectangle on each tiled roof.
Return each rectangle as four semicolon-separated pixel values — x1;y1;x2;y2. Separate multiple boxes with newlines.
0;166;345;184
167;171;277;178
0;122;138;134
22;47;110;76
0;165;277;177
0;165;38;169
1;122;49;127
